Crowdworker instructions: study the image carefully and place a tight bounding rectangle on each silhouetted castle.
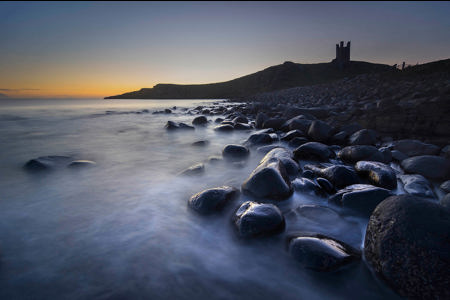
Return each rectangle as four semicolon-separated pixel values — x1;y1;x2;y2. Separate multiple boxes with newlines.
333;41;351;68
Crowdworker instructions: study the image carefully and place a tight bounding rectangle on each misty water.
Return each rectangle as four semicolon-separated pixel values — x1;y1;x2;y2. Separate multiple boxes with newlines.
0;99;400;299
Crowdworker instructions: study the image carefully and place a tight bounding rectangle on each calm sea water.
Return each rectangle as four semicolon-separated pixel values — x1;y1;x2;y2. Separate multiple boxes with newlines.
0;99;400;299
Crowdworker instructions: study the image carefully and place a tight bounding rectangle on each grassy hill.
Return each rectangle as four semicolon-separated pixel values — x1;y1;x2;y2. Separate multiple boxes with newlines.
105;60;392;99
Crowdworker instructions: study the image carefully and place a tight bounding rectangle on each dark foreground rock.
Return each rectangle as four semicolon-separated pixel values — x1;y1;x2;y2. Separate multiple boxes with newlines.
355;161;397;190
222;144;250;161
24;156;72;171
401;155;450;180
307;120;333;143
234;201;285;237
349;129;377;146
338;145;389;164
293;142;334;162
288;234;360;272
399;174;435;198
364;195;450;299
192;115;208;125
188;186;239;214
305;165;359;189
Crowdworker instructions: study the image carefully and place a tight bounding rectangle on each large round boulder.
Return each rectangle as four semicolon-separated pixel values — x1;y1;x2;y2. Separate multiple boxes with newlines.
355;161;397;190
222;144;250;161
307;120;333;143
390;139;440;157
293;142;334;162
338;145;389;164
234;201;285;237
305;165;359;189
399;174;435;198
188;186;239;214
364;195;450;299
244;132;273;147
348;129;377;146
401;155;450;180
192;115;208;125
24;155;72;171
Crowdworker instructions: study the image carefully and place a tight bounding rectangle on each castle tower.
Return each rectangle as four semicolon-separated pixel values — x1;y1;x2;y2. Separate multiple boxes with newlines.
333;41;351;68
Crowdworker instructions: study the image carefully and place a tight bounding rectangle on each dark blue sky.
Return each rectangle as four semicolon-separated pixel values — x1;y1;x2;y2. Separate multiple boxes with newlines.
1;1;449;98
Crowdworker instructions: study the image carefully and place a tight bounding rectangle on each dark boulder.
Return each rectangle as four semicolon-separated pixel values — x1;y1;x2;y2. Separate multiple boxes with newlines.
316;177;334;194
292;178;323;195
305;165;359;189
263;118;287;130
401;155;450;180
338;145;388;164
255;112;268;129
281;130;305;141
222;144;250;161
390;139;440;157
340;123;362;136
191;140;210;147
349;129;377;146
24;156;72;171
244;133;273;147
234;201;285;237
293;142;334;162
188;186;239;214
283;116;313;132
331;131;348;145
233;123;252;130
164;120;179;130
288;137;309;148
364;195;450;299
399;174;435;198
192;115;208;125
355;161;397;190
391;150;408;162
232;116;248;124
261;148;299;177
178;122;195;130
213;124;234;132
307;120;333;143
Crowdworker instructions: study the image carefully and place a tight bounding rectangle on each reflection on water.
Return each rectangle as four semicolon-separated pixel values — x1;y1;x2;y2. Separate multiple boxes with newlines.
0;99;399;299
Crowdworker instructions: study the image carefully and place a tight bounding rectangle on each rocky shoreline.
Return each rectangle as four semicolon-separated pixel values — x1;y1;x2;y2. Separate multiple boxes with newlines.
161;93;450;299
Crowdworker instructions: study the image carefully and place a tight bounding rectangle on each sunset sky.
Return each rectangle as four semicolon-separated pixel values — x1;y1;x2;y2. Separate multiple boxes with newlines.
1;1;449;99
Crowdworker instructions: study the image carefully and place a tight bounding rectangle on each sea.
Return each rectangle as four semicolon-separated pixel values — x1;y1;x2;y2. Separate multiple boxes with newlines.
0;99;400;299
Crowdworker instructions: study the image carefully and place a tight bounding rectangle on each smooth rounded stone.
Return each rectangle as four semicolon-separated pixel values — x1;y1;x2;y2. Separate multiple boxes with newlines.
338;145;388;164
307;120;333;143
214;117;224;123
329;184;392;216
305;165;359;189
364;195;450;299
281;130;305;141
244;132;273;146
232;116;248;124
288;137;309;148
67;160;96;168
293;142;333;162
355;161;397;190
401;155;450;180
191;140;210;147
24;155;72;171
255;112;268;129
301;170;315;179
164;109;172;114
234;201;285;238
285;205;362;249
441;193;450;208
292;178;322;195
242;157;292;200
348;129;377;146
391;150;408;162
330;131;348;145
188;186;239;214
222;144;250;161
378;147;392;163
262;118;287;130
390;139;441;157
192;115;208;125
178;163;205;176
213;124;234;132
440;180;450;193
340;123;362;136
233;123;252;130
399;174;435;198
260;148;300;177
164;120;179;130
288;235;359;272
178;122;195;130
285;117;313;132
316;177;334;194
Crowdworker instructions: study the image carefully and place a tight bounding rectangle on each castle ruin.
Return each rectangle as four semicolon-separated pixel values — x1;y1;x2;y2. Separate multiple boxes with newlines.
333;41;351;68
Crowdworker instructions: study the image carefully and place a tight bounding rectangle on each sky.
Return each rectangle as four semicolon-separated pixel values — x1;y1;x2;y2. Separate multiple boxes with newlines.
0;1;449;99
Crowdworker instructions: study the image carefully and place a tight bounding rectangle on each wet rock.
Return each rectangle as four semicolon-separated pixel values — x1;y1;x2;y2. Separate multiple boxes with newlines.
24;156;72;171
261;148;299;177
355;161;397;190
283;116;312;132
391;150;408;162
305;165;359;189
292;178;322;195
164;109;172;114
338;145;388;164
390;139;440;157
178;163;205;176
242;151;292;200
307;120;333;143
364;195;450;299
263;118;287;130
178;122;195;130
349;129;377;146
316;177;334;193
330;184;392;215
244;133;273;147
67;160;96;168
256;145;281;154
233;123;252;130
191;140;210;147
188;186;239;214
255;112;268;129
293;142;334;162
399;174;435;198
330;131;348;145
378;147;392;163
288;235;359;272
213;124;234;132
281;130;305;141
440;180;450;193
232;116;248;124
164;120;179;130
192;115;208;125
288;137;309;148
441;193;450;208
222;144;250;161
401;155;450;180
214;117;224;123
301;170;315;179
234;201;285;237
340;123;362;136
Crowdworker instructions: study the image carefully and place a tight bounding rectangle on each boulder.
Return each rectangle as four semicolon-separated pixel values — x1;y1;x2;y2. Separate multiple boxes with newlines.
329;184;392;216
401;155;450;180
255;112;268;129
263;118;287;130
316;177;334;194
391;150;408;162
178;122;195;130
399;174;435;198
288;234;359;271
390;139;440;157
222;144;250;161
232;116;248;124
292;178;323;195
283;116;313;132
348;129;377;146
213;124;234;132
192;115;208;125
293;142;334;162
188;186;239;214
234;201;285;237
305;165;359;189
261;148;299;177
288;137;309;148
233;123;252;130
355;161;397;190
24;156;72;171
307;120;333;143
281;130;305;141
340;123;362;136
338;145;388;164
364;195;450;299
178;163;205;176
440;180;450;193
244;133;273;147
